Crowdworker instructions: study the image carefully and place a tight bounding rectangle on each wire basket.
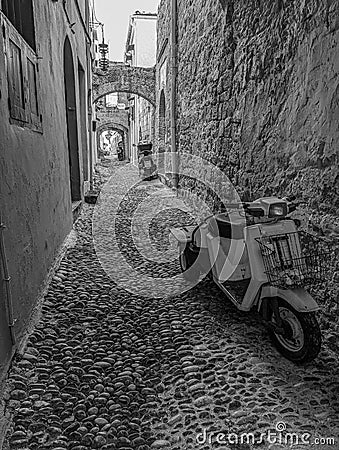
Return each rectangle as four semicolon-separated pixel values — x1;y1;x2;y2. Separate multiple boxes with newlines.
256;231;333;289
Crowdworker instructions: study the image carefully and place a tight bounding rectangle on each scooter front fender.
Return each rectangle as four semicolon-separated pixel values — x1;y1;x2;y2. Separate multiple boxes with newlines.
260;286;320;312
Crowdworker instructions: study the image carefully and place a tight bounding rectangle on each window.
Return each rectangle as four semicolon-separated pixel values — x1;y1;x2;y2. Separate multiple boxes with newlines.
7;40;25;121
27;59;38;116
105;93;118;108
1;0;36;50
1;6;41;130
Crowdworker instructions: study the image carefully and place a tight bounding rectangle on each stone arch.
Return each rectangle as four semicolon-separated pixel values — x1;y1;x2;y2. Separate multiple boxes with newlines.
97;123;129;160
92;63;156;106
96;110;129;130
159;89;166;152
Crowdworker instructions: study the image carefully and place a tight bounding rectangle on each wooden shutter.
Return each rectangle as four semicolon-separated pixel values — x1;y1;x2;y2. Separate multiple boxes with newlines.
7;39;27;121
27;58;38;115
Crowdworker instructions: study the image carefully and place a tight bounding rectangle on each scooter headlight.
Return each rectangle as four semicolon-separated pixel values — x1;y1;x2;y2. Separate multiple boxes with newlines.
269;203;287;217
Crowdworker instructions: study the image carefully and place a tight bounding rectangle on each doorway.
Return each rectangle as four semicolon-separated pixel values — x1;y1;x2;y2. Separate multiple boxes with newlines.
78;62;88;183
159;89;166;152
63;38;81;201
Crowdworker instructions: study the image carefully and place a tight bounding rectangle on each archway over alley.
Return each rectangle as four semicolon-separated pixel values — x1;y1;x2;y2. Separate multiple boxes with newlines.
97;123;129;160
97;110;129;130
93;63;156;106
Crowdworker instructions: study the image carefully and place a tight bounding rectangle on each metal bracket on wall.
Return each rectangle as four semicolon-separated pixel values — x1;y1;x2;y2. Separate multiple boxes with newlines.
0;220;16;345
69;22;76;34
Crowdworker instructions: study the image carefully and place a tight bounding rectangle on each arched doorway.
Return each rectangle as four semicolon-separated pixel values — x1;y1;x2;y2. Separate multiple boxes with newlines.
97;124;129;161
95;89;154;164
64;37;81;201
159;90;166;152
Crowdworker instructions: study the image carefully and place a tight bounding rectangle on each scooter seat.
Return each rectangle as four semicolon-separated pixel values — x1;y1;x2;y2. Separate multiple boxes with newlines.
208;213;245;240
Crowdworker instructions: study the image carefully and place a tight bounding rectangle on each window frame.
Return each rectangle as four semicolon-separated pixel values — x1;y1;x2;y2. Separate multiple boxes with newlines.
7;35;26;122
1;11;42;132
1;0;36;50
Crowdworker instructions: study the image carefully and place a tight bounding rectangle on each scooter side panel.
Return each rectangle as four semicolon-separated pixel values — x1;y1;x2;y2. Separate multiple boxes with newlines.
206;233;223;275
206;234;251;282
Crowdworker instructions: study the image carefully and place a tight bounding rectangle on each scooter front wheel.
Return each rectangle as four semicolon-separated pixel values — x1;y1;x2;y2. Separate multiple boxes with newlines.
270;299;321;363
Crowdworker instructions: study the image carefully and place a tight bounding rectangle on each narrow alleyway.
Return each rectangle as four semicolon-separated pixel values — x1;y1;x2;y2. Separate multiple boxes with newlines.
3;161;339;450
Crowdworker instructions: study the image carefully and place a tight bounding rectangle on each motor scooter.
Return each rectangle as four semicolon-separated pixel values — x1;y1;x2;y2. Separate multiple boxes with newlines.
137;143;158;181
171;196;332;363
138;151;158;181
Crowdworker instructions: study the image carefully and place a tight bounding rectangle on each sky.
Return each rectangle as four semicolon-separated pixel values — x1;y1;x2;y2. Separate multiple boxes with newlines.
93;0;160;61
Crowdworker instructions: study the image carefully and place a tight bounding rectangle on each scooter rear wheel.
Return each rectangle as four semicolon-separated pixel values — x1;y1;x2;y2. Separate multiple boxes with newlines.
179;243;200;281
269;299;321;363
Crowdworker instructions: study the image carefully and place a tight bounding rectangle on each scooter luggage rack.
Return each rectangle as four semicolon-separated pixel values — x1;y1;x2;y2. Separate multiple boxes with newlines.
256;231;332;289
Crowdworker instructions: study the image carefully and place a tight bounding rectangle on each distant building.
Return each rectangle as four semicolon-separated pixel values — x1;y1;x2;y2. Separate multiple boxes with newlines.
92;28;101;70
125;11;157;162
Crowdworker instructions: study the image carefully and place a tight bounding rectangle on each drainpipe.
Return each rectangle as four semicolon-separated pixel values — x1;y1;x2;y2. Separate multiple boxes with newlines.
62;0;73;30
74;0;92;45
171;0;178;188
0;214;16;345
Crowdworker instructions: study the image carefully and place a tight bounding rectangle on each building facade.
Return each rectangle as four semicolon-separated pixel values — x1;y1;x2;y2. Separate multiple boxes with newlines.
125;11;157;163
0;0;95;379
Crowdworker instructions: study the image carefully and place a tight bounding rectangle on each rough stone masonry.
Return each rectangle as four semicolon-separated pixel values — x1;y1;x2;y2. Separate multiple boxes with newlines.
156;0;339;350
158;0;339;215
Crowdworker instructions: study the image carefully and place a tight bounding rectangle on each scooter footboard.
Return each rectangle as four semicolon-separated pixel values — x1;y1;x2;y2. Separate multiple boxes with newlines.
260;286;319;312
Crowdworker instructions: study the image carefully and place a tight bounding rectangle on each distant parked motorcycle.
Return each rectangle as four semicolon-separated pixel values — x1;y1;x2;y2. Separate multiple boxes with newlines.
171;196;333;363
138;150;158;181
117;146;124;161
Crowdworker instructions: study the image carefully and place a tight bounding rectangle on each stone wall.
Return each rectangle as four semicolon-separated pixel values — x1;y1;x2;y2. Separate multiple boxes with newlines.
155;0;172;153
157;0;339;351
157;0;339;213
96;109;129;130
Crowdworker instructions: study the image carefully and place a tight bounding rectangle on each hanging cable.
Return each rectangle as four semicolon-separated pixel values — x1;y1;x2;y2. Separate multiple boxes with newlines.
74;0;92;44
62;0;92;43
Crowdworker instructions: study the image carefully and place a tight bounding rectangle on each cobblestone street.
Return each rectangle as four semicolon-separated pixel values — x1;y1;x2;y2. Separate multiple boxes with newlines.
3;161;339;450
